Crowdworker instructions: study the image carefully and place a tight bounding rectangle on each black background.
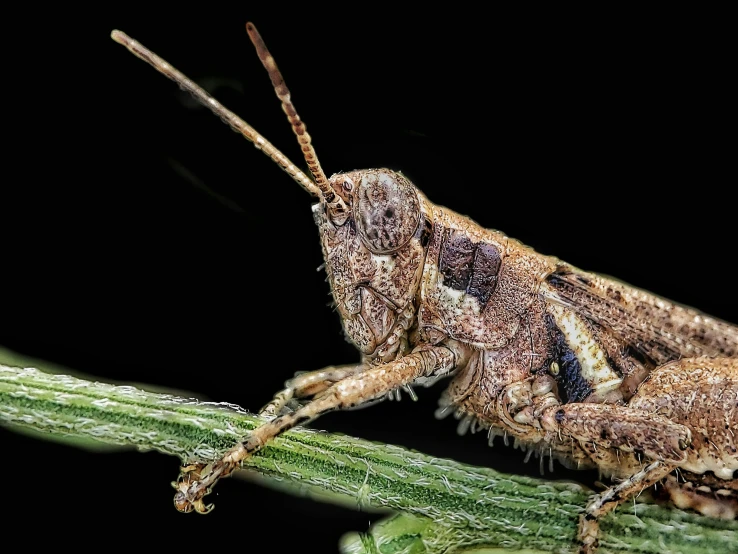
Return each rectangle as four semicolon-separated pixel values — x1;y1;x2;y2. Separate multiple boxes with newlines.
2;6;735;551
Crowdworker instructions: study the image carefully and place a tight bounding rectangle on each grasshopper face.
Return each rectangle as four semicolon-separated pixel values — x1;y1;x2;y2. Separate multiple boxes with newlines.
314;169;429;357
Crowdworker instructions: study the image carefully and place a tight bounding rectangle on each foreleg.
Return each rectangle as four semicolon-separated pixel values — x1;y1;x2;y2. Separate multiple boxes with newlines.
259;364;366;418
174;345;456;513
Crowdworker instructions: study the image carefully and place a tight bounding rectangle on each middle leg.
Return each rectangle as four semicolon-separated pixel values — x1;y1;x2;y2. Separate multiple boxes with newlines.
538;402;691;553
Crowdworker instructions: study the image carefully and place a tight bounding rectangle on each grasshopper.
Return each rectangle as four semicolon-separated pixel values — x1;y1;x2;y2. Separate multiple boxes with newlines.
111;23;738;553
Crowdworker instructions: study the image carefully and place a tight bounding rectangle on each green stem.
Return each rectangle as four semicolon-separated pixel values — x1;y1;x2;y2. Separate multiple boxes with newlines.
0;364;735;554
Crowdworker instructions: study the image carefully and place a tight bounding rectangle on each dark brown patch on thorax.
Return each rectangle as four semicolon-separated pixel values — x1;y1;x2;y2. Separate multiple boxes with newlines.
438;228;501;305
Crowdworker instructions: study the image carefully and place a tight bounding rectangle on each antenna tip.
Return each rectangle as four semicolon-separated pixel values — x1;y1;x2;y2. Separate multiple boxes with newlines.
245;22;260;39
111;30;128;45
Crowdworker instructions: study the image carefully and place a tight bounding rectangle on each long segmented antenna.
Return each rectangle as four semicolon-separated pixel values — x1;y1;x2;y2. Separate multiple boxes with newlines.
110;29;322;198
245;23;332;198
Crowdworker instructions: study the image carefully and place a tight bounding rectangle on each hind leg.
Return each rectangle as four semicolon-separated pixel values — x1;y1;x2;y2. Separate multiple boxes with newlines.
661;473;738;519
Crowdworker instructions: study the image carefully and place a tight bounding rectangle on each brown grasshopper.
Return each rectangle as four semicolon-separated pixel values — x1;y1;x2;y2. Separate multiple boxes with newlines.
111;23;738;553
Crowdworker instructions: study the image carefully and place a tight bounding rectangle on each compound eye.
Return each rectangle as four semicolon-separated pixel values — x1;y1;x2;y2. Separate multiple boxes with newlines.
355;171;420;253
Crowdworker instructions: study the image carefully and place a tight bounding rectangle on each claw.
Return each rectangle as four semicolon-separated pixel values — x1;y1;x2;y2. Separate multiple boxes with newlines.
173;489;194;513
192;497;215;514
172;462;215;514
173;490;214;514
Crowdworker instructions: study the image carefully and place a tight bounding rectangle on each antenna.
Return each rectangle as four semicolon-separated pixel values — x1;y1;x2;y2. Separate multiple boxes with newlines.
110;29;322;198
245;23;332;199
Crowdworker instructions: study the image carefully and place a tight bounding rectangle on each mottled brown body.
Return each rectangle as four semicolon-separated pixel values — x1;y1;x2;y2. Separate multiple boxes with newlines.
422;209;738;551
111;26;737;554
295;173;738;552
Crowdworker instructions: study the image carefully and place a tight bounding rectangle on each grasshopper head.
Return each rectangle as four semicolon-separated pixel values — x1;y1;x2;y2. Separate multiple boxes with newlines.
313;169;429;357
110;26;430;357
